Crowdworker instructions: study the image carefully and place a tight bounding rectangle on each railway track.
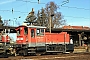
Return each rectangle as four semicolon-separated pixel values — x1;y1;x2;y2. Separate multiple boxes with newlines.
0;52;90;60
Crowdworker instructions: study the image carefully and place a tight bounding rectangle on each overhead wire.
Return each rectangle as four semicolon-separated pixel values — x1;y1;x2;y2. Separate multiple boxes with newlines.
59;0;90;11
0;9;28;13
0;0;29;14
0;0;45;13
60;6;90;11
0;0;89;20
64;15;90;20
25;0;29;13
13;3;26;8
60;0;69;6
60;5;90;20
59;0;90;20
22;0;45;4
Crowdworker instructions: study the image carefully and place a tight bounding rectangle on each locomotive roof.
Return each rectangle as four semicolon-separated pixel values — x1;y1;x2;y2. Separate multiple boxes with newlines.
22;23;46;28
27;25;46;28
17;25;46;29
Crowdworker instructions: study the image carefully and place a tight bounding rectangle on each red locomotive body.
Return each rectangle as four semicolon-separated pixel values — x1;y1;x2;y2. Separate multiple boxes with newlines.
45;32;70;44
2;35;10;43
15;25;74;56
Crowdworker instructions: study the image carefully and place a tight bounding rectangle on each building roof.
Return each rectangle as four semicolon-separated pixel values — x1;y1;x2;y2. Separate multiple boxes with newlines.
46;28;90;33
0;26;16;29
0;26;16;33
62;26;90;30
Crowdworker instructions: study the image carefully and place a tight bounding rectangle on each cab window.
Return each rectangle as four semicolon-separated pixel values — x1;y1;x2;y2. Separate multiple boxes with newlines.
24;27;28;35
31;29;35;37
37;28;44;36
17;29;20;36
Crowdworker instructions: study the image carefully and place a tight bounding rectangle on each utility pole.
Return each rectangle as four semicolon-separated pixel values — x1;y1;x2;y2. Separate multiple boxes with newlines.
49;8;54;33
49;13;51;33
38;0;40;4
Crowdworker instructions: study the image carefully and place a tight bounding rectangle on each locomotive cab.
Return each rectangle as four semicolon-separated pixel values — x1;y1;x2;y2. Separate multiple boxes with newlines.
16;25;46;45
15;25;47;55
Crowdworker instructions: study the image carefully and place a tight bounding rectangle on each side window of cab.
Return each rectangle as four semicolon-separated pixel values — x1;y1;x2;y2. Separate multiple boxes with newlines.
17;29;20;36
31;29;35;37
36;28;44;36
24;27;28;35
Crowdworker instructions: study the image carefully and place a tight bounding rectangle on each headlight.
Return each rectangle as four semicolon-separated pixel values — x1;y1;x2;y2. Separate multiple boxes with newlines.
20;38;23;40
17;38;23;40
7;39;10;40
16;38;19;40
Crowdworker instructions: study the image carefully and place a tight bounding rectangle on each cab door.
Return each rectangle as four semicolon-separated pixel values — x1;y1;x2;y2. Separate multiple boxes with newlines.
30;29;36;47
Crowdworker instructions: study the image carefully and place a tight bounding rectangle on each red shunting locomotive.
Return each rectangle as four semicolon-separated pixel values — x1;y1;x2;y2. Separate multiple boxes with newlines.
15;24;74;56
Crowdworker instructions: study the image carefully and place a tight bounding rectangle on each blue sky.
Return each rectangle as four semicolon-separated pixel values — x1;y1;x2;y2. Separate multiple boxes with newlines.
0;0;90;27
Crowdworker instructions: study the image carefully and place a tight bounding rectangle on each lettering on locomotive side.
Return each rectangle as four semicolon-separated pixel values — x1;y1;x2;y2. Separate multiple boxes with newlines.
36;37;44;42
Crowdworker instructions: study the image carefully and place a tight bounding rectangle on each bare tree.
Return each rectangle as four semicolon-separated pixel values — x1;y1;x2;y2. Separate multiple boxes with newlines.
45;1;66;28
25;2;66;28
